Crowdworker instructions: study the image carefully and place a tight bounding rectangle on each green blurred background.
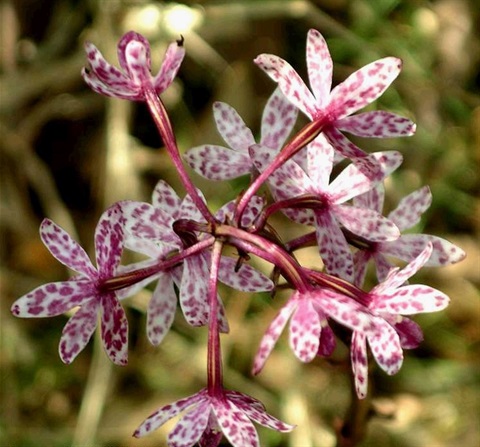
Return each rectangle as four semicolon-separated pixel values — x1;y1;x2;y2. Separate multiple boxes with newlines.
1;1;479;446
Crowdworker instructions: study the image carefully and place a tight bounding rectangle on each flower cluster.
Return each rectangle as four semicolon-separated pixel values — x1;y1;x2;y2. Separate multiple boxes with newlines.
11;29;465;446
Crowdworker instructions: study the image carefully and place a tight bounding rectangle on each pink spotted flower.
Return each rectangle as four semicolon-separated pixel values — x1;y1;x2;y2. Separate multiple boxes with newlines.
134;387;294;447
121;180;273;339
11;204;130;365
353;184;466;286
184;87;298;181
82;31;185;101
253;286;374;375
254;29;416;164
350;242;450;398
250;139;402;282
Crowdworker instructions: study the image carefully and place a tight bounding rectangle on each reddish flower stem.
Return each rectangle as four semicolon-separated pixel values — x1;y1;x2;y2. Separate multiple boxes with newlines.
234;118;326;226
99;236;215;293
207;240;224;397
143;86;215;225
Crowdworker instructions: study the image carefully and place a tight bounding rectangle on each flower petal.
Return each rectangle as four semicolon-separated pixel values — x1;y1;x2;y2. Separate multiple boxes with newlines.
289;298;321;362
353;250;372;288
312;289;373;333
168;400;211;447
393;317;424;349
307;135;334;189
214;398;260;447
227;391;294;432
82;42;135;98
40;219;96;277
184;145;252;180
100;294;128;365
306;29;333;108
95;204;125;277
351;331;369;399
180;255;209;326
153;40;186;94
388;186;432;230
261;87;298;150
368;317;403;375
215;196;264;228
218;257;273;292
314;211;354;282
336;111;416;138
213;101;255;152
253;299;296;375
254;54;318;119
373;284;450;315
58;299;99;364
376;243;432;292
134;389;208;437
11;279;95;318
152;180;182;218
323;127;382;178
329;151;402;203
329;57;402;120
117;31;151;75
334;205;400;242
147;273;177;346
123;38;152;85
353;183;385;213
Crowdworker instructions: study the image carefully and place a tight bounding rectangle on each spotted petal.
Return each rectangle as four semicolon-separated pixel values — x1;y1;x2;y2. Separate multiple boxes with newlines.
218;256;273;292
375;243;432;293
123;38;151;85
151;180;181;218
100;294;128;365
40;219;96;277
253;299;296;375
351;331;369;398
289;298;321;363
388;186;432;230
11;278;95;318
214;398;260;447
260;87;298;150
227;391;294;432
373;285;449;315
334;205;400;242
213;101;255;151
314;211;354;281
254;54;318;119
95;204;125;277
328;151;402;203
59;299;99;364
306;29;333;108
329;57;402;120
134;390;208;438
147;273;177;346
336;111;416;138
168;399;211;447
368;317;403;375
153;40;186;94
184;144;252;180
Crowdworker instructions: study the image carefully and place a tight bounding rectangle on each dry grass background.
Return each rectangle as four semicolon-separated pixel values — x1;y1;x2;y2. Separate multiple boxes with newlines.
1;1;479;446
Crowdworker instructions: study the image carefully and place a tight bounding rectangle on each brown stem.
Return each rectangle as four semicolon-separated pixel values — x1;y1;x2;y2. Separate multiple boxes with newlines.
336;371;372;447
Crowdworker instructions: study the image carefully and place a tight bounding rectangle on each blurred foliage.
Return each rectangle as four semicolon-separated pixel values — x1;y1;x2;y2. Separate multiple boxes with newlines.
1;0;479;446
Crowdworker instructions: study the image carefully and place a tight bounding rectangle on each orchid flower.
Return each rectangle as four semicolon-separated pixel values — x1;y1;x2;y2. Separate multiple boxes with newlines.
184;87;298;180
134;388;294;447
253;286;375;375
82;31;185;101
251;140;402;281
350;242;450;398
353;184;466;285
11;204;130;365
254;29;416;166
121;180;273;336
